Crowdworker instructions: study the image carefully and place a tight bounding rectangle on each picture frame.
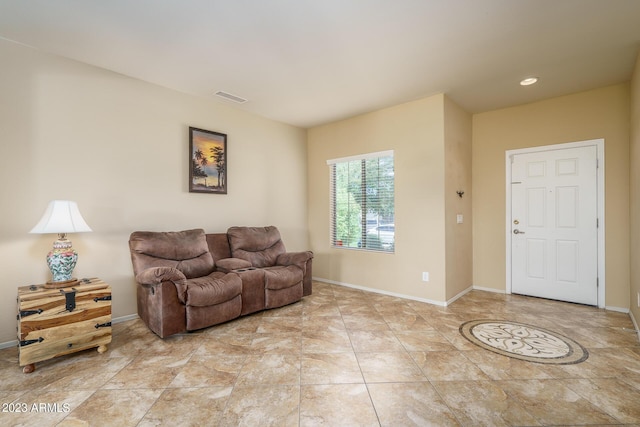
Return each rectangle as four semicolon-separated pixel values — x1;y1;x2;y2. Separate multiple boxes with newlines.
189;127;227;194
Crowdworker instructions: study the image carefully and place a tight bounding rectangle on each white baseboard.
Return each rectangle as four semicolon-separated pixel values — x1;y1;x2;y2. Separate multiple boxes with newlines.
472;285;506;294
113;313;139;323
0;313;140;350
313;276;451;306
630;311;640;343
446;286;474;305
604;305;629;313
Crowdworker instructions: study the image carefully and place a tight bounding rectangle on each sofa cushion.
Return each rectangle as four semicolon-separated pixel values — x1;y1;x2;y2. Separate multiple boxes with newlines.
263;265;303;290
183;272;242;307
206;233;232;261
227;226;286;268
215;257;252;272
129;229;214;279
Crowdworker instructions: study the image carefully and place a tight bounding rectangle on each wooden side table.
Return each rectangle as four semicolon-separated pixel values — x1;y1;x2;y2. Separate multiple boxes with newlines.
17;277;112;373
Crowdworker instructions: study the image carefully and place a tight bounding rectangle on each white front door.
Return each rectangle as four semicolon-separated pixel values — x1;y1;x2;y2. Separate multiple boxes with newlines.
510;145;598;305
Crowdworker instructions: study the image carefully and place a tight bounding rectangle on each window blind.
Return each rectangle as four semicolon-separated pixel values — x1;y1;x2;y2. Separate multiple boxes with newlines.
328;151;394;252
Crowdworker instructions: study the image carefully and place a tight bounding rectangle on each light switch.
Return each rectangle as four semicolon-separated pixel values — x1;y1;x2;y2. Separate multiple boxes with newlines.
456;214;463;224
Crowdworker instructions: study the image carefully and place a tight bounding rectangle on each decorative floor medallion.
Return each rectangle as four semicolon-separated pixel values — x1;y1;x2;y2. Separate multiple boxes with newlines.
460;320;588;364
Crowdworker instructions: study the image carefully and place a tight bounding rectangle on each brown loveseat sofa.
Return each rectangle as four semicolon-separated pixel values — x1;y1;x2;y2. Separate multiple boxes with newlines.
129;226;313;338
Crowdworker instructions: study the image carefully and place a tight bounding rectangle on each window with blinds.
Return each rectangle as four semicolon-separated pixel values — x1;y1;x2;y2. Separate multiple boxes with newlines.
327;150;395;252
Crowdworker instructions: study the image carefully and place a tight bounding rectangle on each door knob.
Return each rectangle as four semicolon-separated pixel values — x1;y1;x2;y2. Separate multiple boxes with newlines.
513;229;525;234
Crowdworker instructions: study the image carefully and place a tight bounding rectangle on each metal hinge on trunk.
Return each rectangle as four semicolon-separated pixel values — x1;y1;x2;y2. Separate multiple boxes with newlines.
60;289;76;312
17;309;43;319
19;337;44;347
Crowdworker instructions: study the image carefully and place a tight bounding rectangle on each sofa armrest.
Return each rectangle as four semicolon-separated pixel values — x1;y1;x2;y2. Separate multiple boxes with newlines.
276;251;314;270
277;251;314;297
135;267;188;304
136;266;187;286
216;257;252;273
136;279;186;338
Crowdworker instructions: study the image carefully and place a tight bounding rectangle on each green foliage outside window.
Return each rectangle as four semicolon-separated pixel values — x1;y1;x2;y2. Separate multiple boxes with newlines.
331;153;394;252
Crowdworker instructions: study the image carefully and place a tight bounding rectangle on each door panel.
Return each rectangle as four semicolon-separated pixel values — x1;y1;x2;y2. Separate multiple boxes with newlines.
511;146;598;305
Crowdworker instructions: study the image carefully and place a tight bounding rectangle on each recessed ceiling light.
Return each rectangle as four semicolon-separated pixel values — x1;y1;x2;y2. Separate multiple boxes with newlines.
520;77;538;86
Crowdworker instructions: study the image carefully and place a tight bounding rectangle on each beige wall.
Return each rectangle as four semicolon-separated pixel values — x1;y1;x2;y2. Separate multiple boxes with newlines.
0;39;308;344
472;84;631;309
444;96;473;300
630;53;640;323
308;94;472;303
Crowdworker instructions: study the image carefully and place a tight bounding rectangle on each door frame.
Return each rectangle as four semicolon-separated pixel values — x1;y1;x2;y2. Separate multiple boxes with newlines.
505;139;605;308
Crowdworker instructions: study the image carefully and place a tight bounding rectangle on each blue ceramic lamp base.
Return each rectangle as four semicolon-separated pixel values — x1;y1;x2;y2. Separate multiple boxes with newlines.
44;234;80;288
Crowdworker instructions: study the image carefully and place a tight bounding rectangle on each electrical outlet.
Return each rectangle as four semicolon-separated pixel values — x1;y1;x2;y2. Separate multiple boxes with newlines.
422;272;429;282
637;292;640;308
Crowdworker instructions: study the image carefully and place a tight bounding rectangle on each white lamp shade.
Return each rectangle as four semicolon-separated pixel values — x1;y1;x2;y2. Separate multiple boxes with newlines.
30;200;92;234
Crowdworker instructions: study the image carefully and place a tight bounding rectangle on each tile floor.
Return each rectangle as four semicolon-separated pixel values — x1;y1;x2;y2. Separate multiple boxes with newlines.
1;281;640;426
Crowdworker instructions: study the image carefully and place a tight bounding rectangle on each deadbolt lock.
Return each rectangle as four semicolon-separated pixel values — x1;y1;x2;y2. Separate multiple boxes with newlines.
513;219;519;225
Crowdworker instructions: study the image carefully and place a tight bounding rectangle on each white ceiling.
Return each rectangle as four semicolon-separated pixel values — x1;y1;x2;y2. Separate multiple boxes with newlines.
1;0;639;128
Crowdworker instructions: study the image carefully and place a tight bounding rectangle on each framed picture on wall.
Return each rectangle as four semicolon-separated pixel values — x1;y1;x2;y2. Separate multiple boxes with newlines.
189;127;227;194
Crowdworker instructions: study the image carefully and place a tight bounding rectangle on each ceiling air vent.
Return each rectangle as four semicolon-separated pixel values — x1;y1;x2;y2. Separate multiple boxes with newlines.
214;90;248;104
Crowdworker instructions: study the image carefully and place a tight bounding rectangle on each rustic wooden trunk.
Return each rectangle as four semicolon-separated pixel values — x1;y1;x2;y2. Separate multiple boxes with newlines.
17;277;112;373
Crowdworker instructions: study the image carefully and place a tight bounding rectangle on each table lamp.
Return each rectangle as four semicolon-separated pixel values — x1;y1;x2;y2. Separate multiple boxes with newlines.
30;200;92;288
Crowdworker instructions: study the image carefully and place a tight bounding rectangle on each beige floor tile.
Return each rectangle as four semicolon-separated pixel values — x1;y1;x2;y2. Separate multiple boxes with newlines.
204;314;263;335
302;315;347;332
235;353;300;386
41;355;131;391
342;313;390;331
412;351;490;381
463;349;554;380
258;316;304;333
102;355;190;389
302;300;342;317
2;283;640;426
368;382;460;426
348;330;404;352
302;329;353;353
621;372;640;390
498;379;618;425
373;302;418;316
300;384;379;426
249;332;302;354
551;347;640;379
262;301;304;317
220;385;299;427
438;326;482;351
421;312;468;332
60;388;163;426
395;330;457;352
337;304;378;317
301;352;364;384
1;390;93;427
581;326;640;348
433;380;541;426
357;351;426;383
564;378;640;424
138;386;232;427
169;354;246;387
135;333;202;358
194;333;254;356
381;313;435;331
0;355;78;392
107;327;160;358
